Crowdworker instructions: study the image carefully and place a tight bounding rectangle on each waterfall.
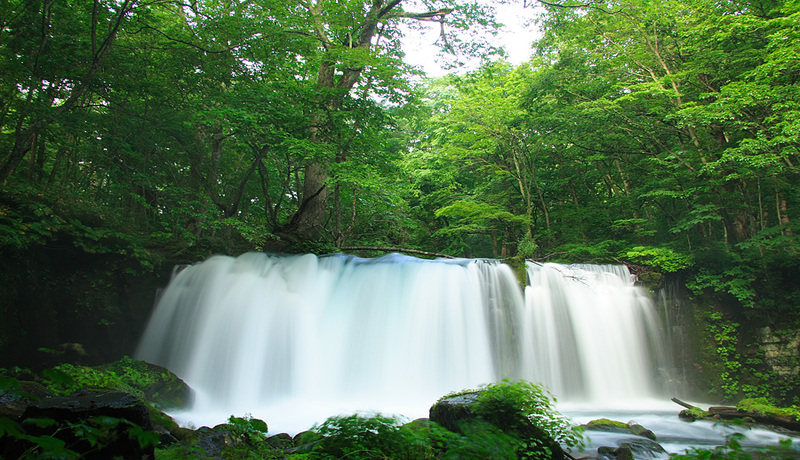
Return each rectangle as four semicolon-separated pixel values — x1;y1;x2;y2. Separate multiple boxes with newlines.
136;253;673;432
520;263;672;404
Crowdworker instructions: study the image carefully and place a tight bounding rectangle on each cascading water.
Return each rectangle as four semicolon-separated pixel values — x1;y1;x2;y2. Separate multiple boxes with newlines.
136;253;673;433
521;263;673;404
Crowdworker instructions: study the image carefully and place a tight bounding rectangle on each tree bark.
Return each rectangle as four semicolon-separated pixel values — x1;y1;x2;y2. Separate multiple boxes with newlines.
282;0;454;244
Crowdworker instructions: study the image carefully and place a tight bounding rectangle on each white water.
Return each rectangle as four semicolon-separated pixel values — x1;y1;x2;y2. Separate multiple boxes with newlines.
136;253;673;434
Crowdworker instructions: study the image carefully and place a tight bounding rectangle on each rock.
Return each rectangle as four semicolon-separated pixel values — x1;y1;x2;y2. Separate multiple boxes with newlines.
429;389;566;460
98;357;194;410
619;438;668;458
598;444;635;460
584;418;631;433
627;422;657;441
190;426;227;459
267;432;295;450
0;380;53;419
429;391;482;432
583;418;657;441
14;390;155;460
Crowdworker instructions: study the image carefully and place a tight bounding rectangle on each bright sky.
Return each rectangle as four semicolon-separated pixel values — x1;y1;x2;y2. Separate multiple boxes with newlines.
401;2;542;77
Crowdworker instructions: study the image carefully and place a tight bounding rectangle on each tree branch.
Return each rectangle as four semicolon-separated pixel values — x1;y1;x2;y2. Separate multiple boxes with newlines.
340;246;457;259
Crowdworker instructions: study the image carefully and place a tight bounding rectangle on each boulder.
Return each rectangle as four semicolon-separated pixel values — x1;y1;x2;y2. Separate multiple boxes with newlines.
429;391;482;431
583;418;657;441
598;444;635;460
0;380;53;419
13;390;155;459
98;357;194;410
627;422;657;441
430;389;566;460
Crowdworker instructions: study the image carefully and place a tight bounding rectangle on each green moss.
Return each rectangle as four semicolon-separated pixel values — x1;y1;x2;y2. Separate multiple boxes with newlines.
41;356;192;410
43;363;143;398
737;397;800;421
99;356;192;409
585;418;628;430
504;256;528;289
679;407;712;421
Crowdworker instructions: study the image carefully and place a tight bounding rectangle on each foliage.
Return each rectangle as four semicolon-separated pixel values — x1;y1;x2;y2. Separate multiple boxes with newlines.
0;0;799;414
0;385;157;460
698;310;744;401
622;246;694;273
42;363;142;399
736;398;800;422
469;380;584;458
39;357;192;410
216;415;282;460
294;413;435;460
289;386;583;460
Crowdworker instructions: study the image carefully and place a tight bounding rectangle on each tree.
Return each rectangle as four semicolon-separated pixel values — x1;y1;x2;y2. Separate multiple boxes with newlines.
274;0;504;244
0;0;136;183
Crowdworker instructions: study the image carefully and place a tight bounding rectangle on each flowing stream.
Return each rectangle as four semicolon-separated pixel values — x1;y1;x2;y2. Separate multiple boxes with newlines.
136;253;798;455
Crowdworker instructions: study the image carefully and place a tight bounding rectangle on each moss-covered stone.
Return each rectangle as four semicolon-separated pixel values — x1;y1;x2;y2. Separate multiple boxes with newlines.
678;407;711;421
430;381;581;460
585;418;629;432
98;357;194;410
598;444;635;460
627;422;656;441
583;418;657;441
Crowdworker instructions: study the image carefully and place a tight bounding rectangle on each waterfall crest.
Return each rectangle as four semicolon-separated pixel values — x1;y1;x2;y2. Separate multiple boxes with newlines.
136;253;673;431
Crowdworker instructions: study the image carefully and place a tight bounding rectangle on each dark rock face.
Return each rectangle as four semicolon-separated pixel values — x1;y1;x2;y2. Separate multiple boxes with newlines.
0;380;53;419
13;391;155;459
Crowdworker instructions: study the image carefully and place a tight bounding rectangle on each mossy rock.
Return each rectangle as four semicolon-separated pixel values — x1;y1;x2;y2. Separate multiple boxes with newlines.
584;418;629;432
598;444;635;460
430;384;567;460
98;357;194;410
678;407;711;421
266;432;294;450
17;391;156;460
584;419;657;441
627;422;656;441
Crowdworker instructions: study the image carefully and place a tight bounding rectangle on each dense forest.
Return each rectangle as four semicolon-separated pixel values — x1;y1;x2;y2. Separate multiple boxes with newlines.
1;0;799;407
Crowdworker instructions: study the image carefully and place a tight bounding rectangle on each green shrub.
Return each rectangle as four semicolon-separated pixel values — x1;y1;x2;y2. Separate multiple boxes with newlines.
296;413;434;459
469;380;584;459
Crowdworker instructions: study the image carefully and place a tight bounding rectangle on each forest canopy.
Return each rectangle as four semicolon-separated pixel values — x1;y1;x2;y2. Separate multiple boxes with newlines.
1;0;798;318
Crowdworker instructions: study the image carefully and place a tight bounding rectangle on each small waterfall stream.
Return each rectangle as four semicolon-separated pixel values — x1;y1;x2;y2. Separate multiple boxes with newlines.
136;253;673;433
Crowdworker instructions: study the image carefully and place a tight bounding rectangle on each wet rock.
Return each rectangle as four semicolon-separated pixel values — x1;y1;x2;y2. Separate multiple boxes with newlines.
14;391;155;460
628;422;657;441
619;438;668;458
0;380;53;419
429;391;482;431
598;444;635;460
584;418;657;440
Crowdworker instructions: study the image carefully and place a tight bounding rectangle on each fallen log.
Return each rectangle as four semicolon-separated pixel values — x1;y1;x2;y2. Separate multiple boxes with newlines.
707;406;800;432
671;397;700;411
672;398;800;432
